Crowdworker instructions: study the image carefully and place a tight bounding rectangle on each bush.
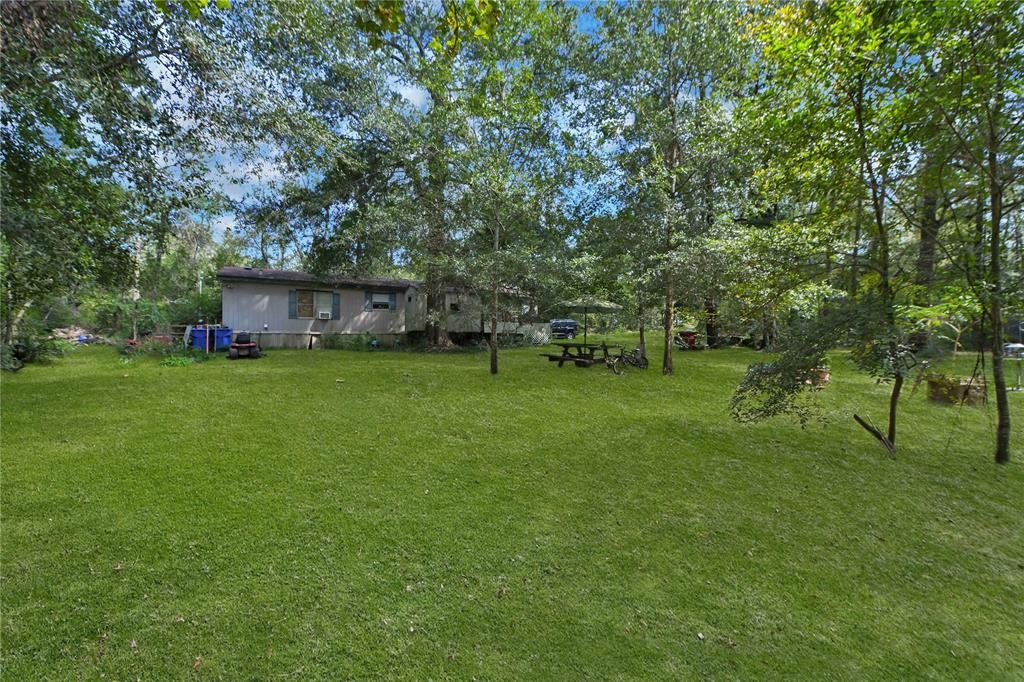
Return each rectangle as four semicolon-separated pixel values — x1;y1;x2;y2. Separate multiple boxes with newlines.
497;333;546;348
80;294;164;338
181;346;213;363
322;331;377;350
136;337;180;356
161;288;222;327
731;315;835;426
1;345;24;372
320;332;346;349
2;324;74;371
117;337;207;367
156;346;214;366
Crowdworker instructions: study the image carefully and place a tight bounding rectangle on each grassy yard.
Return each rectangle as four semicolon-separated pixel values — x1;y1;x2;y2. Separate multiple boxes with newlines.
2;339;1023;679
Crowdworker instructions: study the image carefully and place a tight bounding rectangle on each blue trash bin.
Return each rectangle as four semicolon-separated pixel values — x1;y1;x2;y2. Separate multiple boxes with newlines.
190;327;232;351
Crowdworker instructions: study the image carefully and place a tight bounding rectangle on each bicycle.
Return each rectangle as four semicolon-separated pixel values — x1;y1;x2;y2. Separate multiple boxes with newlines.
607;346;649;375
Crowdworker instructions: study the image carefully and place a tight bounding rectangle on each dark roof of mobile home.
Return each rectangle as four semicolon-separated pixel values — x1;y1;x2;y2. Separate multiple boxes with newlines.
217;266;419;290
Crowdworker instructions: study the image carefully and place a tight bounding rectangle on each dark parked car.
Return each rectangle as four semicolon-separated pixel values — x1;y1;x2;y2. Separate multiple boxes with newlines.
549;319;579;339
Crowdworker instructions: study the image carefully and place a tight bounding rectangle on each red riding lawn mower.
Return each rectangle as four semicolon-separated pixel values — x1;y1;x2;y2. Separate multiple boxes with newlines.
227;331;262;360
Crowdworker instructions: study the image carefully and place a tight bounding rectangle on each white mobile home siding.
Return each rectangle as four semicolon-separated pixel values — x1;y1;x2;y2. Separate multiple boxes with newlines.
221;281;415;337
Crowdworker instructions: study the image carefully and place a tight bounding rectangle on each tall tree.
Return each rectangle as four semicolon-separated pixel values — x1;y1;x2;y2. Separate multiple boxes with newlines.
903;0;1024;463
589;0;744;375
1;0;232;343
458;0;579;373
741;1;920;449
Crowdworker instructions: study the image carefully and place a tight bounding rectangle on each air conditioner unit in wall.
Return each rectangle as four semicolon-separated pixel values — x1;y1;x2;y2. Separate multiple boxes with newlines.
318;311;332;320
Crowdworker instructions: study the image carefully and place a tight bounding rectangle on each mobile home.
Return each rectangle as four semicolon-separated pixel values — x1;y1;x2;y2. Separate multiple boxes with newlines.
217;266;546;348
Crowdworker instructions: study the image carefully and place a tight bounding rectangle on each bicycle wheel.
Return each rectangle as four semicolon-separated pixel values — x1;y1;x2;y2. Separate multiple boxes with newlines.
608;357;625;375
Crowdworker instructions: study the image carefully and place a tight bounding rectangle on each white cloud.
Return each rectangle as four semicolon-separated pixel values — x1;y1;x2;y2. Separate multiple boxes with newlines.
212;214;236;238
223;183;249;202
396;83;429;109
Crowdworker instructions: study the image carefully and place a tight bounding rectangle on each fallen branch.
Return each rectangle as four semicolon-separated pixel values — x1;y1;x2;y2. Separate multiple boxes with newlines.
853;414;896;455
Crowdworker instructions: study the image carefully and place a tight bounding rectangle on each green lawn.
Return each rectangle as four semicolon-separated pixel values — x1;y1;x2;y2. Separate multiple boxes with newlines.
2;339;1023;679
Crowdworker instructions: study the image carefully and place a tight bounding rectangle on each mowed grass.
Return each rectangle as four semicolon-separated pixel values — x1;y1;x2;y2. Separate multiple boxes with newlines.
2;338;1023;680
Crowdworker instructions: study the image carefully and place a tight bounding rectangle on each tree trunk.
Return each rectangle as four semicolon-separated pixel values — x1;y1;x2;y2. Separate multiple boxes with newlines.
910;181;940;351
984;37;1011;463
704;298;719;348
974;191;986;284
760;314;777;350
1016;210;1024;296
887;373;903;446
490;216;500;374
3;285;15;346
423;216;452;348
151;206;170;308
850;196;862;296
661;179;675;375
916;191;939;294
853;77;902;448
662;276;673;375
4;299;32;345
489;283;498;375
426;287;451;347
638;294;646;356
660;69;680;377
131;234;143;341
989;160;1010;463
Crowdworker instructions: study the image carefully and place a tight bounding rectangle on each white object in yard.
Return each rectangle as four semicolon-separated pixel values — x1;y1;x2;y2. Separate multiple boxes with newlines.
1007;344;1024;392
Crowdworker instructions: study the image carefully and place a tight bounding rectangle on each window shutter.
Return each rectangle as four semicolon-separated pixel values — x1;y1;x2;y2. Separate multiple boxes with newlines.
332;293;340;320
364;291;372;312
388;292;397;310
288;290;297;319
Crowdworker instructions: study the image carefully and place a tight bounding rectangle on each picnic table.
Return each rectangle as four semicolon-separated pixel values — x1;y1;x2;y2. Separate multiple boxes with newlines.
539;341;621;368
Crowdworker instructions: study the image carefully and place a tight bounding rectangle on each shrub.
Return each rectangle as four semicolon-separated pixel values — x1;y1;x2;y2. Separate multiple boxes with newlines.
182;346;213;363
1;345;24;372
161;289;221;328
80;294;164;338
320;332;347;349
497;333;541;349
731;315;835;426
136;337;180;356
322;331;377;350
2;327;74;371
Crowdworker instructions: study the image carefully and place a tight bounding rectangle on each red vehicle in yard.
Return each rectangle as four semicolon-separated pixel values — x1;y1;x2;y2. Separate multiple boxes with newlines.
228;331;261;360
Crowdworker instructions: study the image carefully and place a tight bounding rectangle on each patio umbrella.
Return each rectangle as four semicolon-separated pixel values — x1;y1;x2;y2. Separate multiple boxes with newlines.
557;297;622;345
